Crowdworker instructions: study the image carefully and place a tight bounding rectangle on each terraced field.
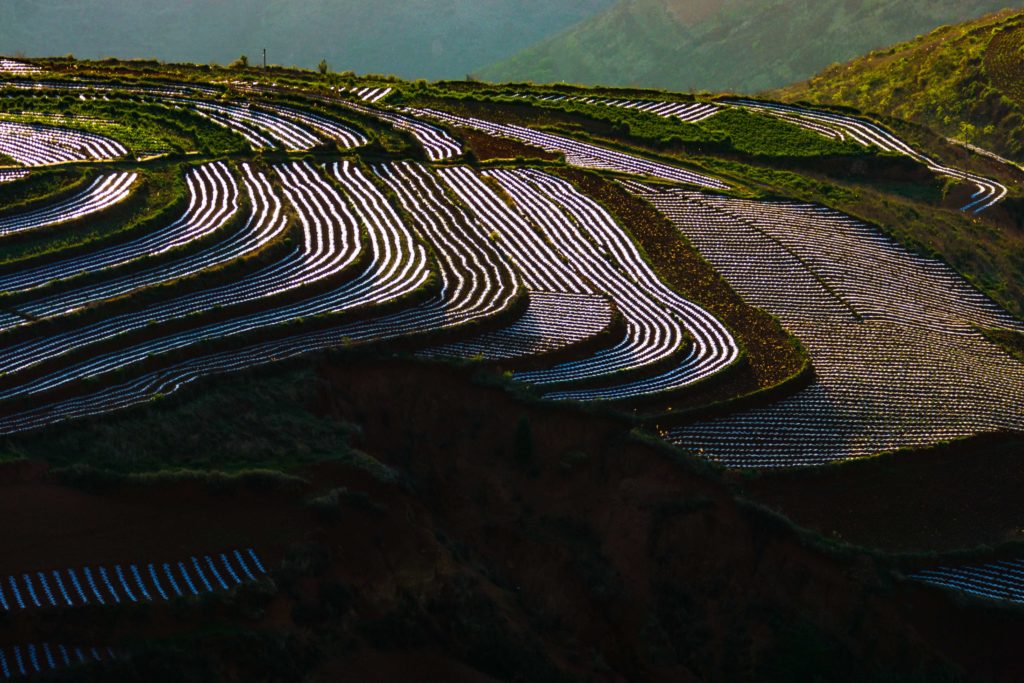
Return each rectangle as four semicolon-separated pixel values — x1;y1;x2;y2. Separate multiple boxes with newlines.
0;67;1017;450
1;58;1023;660
638;185;1024;466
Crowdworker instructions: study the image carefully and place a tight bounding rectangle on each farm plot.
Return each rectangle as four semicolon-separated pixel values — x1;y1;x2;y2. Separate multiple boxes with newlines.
637;185;1024;466
3;78;221;100
0;162;238;296
0;161;433;406
0;59;42;74
342;102;462;161
253;102;367;148
0;643;115;680
3;163;284;329
345;86;393;103
422;165;615;361
0;547;266;613
411;107;729;189
0;161;524;433
3;80;365;154
427;291;615;361
0;170;28;183
0;120;127;166
0;171;137;238
482;170;736;398
0;160;736;431
727;99;1008;213
521;93;721;123
0;164;285;382
911;558;1024;605
182;98;324;151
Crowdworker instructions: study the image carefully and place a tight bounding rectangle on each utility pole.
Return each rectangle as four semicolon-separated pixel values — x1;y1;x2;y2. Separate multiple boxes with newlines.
262;48;267;70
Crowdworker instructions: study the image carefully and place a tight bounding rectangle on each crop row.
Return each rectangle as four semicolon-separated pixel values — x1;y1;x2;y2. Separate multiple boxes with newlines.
0;159;457;403
411;107;729;189
0;119;127;165
522;93;722;123
0;169;28;183
342;86;393;103
635;185;1024;466
3;77;220;99
232;82;460;160
3;80;367;154
484;169;737;399
728;99;1008;213
344;101;463;161
0;643;115;680
0;171;137;238
0;547;266;613
0;161;237;298
0;59;41;74
427;291;615;360
2;163;282;330
911;558;1024;605
0;165;284;384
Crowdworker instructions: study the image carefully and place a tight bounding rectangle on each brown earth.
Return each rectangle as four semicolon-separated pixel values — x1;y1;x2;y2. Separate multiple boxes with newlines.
739;432;1024;554
3;358;1021;680
459;127;561;162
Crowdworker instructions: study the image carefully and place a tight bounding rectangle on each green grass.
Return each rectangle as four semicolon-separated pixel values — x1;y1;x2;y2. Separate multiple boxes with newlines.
416;89;867;158
0;93;248;156
0;166;90;217
774;9;1024;162
698;108;867;157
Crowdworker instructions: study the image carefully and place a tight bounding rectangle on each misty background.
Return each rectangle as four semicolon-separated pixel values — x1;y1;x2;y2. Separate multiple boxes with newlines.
0;0;1017;91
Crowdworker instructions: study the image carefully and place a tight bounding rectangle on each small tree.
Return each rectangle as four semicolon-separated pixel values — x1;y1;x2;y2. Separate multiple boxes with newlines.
318;58;329;75
230;54;249;69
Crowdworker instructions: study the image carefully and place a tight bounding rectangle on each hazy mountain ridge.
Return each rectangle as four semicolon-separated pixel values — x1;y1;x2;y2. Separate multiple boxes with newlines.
479;0;1019;93
0;0;614;78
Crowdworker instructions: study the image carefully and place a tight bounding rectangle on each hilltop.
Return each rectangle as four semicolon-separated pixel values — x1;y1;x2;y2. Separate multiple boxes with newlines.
774;8;1024;163
479;0;1017;93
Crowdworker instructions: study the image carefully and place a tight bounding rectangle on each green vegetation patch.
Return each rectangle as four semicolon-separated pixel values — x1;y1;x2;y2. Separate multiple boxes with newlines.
416;90;867;159
0;91;247;156
980;328;1024;362
697;108;867;157
775;9;1024;162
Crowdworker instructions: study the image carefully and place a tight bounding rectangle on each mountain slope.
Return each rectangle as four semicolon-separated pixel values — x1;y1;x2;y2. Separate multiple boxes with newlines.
478;0;1018;93
774;8;1024;162
0;0;614;79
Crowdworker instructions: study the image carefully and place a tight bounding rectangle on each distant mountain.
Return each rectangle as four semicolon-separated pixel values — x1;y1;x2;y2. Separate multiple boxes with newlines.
478;0;1019;93
0;0;614;79
774;8;1024;162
